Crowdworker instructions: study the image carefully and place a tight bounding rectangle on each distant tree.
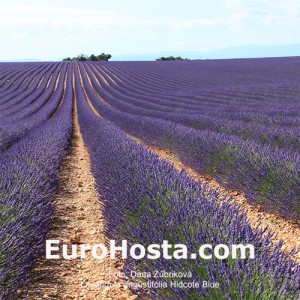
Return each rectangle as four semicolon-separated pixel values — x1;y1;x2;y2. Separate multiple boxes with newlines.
76;54;88;61
63;57;71;62
156;56;190;61
89;54;97;61
97;53;112;61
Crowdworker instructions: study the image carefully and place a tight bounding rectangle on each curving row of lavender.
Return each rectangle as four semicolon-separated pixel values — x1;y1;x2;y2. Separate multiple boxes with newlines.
77;59;300;221
87;60;300;150
0;63;44;99
96;59;300;118
0;63;72;298
75;65;300;299
0;63;67;152
85;62;300;153
87;60;300;149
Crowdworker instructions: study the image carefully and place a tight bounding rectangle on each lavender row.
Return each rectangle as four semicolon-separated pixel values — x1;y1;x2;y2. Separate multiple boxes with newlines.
96;61;300;130
0;63;37;95
96;60;300;117
94;62;300;115
0;64;66;152
0;63;20;84
95;62;300;122
0;63;57;114
0;64;64;123
89;63;300;137
91;62;300;127
0;64;38;97
75;67;300;299
78;63;300;221
84;64;300;153
108;58;300;93
0;64;72;299
0;63;53;106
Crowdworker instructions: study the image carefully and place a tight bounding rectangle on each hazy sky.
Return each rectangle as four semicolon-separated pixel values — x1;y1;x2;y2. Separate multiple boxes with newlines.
0;0;299;60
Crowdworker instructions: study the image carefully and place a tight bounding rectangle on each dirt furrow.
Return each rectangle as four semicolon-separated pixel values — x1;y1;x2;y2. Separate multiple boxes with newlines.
83;64;112;107
18;83;138;300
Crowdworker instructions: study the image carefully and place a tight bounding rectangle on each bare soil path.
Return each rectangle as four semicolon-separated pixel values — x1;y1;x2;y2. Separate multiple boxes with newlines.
19;109;138;300
129;135;300;263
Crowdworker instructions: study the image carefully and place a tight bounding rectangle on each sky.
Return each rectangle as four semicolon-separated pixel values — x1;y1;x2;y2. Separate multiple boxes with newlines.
0;0;300;60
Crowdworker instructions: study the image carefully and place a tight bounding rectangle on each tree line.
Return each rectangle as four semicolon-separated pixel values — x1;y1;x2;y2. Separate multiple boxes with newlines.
62;53;191;62
63;53;112;62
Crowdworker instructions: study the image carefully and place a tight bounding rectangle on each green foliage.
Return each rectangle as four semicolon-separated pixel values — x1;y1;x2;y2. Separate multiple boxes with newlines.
62;57;71;61
95;53;112;61
62;52;112;62
156;56;190;61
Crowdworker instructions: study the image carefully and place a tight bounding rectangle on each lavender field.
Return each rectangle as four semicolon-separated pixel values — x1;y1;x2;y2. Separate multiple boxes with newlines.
0;58;299;299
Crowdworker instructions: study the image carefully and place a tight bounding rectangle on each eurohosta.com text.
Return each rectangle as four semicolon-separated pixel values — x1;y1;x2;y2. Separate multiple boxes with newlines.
46;240;255;260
